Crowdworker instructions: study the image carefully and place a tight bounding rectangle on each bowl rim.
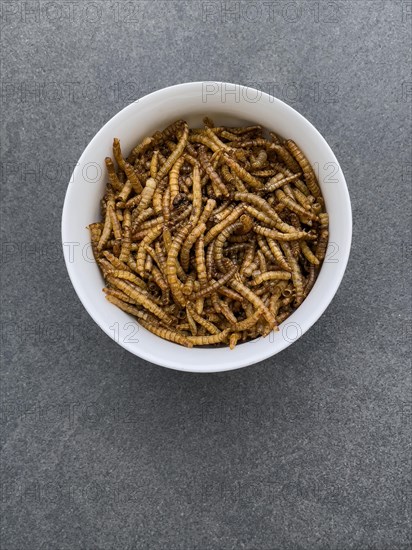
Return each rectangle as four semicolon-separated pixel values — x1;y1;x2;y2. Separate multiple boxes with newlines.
61;81;352;373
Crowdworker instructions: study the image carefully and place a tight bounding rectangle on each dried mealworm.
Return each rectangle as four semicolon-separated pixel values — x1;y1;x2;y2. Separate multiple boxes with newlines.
150;150;159;179
190;263;238;300
166;224;193;306
186;304;220;335
169;156;185;204
93;120;327;347
220;164;247;192
300;241;320;265
218;286;245;302
108;269;146;289
117;180;133;203
156;122;189;182
152;177;168;215
139;318;193;348
135;177;157;216
127;136;154;164
113;138;127;172
266;238;291;272
180;223;206;272
124;163;143;194
105;157;123;191
102;249;132;272
251;271;292;286
105;295;158;323
233;192;296;233
230;309;263;332
89;223;102;256
205;241;216;279
264;172;302;192
186;329;230;346
136;225;163;277
315;229;329;262
280;242;304;306
285;140;321;198
250;150;267;170
230;279;277;328
97;200;114;251
107;276;173;325
198;146;229;197
229;332;241;349
185;306;198;335
304;264;317;296
204;204;244;245
271;144;301;173
275;189;318;221
214;221;243;271
119;209;132;263
254;225;316;241
243;205;277;228
103;287;137;305
222;154;263;189
256;249;267;273
194;237;208;287
109;207;122;240
189;164;202;226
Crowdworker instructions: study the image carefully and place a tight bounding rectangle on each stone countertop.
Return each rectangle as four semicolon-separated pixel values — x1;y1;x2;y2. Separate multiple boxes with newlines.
1;2;410;549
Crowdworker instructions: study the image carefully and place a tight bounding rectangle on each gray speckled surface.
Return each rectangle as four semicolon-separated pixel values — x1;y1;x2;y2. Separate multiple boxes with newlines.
0;1;411;549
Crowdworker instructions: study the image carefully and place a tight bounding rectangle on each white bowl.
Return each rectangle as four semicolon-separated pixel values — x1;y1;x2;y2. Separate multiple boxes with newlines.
62;82;352;373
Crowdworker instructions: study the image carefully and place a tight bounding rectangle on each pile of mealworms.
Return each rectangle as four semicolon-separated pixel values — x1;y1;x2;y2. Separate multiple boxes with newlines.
89;118;329;348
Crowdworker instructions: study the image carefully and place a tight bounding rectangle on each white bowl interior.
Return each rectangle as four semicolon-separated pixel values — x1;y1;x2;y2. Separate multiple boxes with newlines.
62;82;351;372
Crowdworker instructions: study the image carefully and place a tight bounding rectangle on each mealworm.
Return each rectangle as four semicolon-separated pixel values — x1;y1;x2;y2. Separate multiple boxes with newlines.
105;157;123;191
186;304;220;334
117;180;133;203
190;263;238;300
186;329;230;346
204;204;244;245
180;223;206;272
214;221;243;271
264;172;303;192
280;242;304;306
166;224;193;306
156;122;189;182
285;140;321;198
136;225;163;277
250;150;267;170
275;189;318;221
230;279;277;328
221;164;247;193
230;309;262;332
251;271;292;286
300;241;320;265
92;121;328;348
113;138;127;172
127;136;155;164
150;150;159;179
89;223;103;257
97;199;114;251
265;237;291;272
315;229;329;262
107;276;173;325
304;264;317;296
169;156;185;204
109;207;122;241
135;177;157;216
119;209;132;263
139;318;193;348
199;146;229;197
222;154;263;189
254;225;315;241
